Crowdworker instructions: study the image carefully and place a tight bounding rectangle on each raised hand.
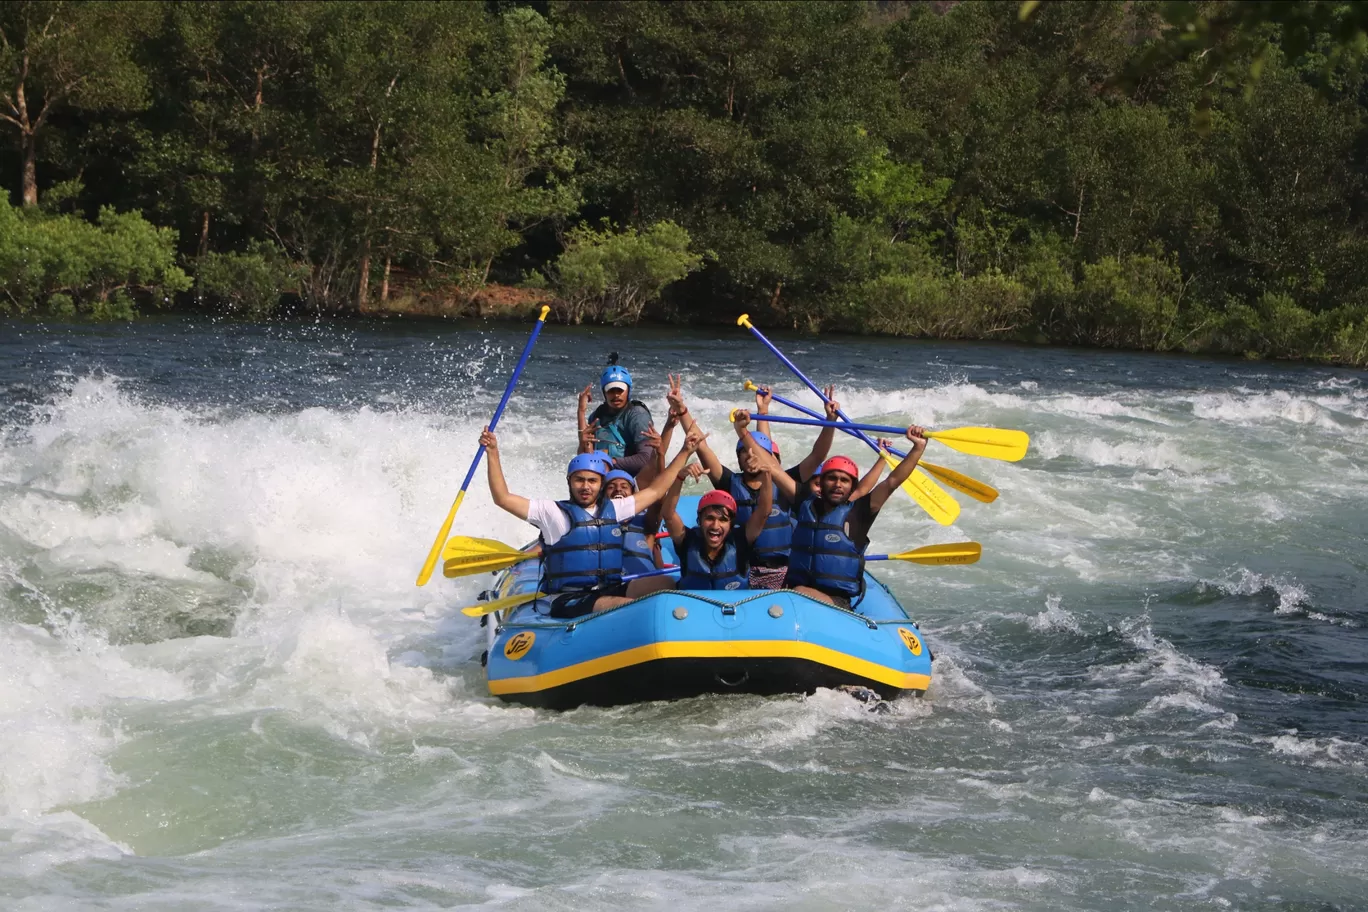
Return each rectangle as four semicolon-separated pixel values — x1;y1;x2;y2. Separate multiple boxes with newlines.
480;427;498;451
754;385;773;414
732;408;751;431
823;385;840;421
683;462;707;482
578;420;599;451
876;437;894;451
683;429;708;453
906;424;928;451
577;384;594;418
666;373;687;417
640;424;662;452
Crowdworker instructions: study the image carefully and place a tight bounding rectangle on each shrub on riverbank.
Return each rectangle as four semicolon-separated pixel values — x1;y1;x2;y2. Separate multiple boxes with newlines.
0;199;190;319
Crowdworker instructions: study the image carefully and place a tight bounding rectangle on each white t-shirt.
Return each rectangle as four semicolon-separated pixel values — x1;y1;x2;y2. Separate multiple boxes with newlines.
526;496;638;546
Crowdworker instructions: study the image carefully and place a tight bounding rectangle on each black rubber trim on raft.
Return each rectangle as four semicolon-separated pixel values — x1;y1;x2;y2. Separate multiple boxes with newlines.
492;656;920;710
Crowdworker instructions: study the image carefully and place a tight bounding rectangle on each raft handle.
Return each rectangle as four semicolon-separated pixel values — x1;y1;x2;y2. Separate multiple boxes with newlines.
715;669;749;688
721;605;736;616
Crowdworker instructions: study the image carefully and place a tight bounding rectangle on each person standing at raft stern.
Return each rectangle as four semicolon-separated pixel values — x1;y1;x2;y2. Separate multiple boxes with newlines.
478;427;703;618
662;462;773;591
577;354;657;477
787;426;930;610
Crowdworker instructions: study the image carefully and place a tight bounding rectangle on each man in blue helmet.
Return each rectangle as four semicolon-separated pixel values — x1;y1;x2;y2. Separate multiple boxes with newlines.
665;374;840;589
479;426;702;618
577;357;657;477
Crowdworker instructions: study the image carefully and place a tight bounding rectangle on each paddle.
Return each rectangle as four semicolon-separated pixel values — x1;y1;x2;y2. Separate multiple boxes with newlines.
866;542;982;565
416;306;551;586
460;590;545;617
622;566;680;582
626;543;980;582
442;536;540;578
736;315;959;525
745;381;999;503
733;411;1029;463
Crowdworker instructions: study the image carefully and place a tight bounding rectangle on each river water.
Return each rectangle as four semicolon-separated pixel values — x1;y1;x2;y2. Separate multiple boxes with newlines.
1;317;1365;911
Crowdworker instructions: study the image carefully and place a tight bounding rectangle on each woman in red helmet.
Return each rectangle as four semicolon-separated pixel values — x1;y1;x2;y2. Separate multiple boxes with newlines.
656;461;775;591
787;426;929;610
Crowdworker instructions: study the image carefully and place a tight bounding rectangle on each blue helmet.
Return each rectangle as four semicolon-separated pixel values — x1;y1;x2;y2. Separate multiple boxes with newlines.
603;468;637;491
738;431;776;454
600;365;633;391
567;453;609;477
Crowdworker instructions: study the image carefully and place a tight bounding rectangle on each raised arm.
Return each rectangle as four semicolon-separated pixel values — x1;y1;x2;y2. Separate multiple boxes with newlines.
754;385;773;440
733;409;798;501
634;429;705;513
796;385;840;481
576;384;592;432
480;428;530;520
869;425;928;513
744;466;774;544
851;441;890;500
667;373;724;484
577;419;597;455
661;470;689;548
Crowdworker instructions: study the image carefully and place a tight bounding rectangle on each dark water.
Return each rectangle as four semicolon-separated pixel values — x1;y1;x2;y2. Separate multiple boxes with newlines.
2;316;1366;910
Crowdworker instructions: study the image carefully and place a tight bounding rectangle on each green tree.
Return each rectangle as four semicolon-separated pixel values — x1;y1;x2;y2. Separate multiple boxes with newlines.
0;1;153;207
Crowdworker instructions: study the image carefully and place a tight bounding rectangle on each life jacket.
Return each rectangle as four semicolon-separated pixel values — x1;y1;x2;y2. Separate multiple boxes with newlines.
677;527;748;591
540;500;624;592
728;472;794;566
787;498;864;598
620;510;658;577
591;400;649;459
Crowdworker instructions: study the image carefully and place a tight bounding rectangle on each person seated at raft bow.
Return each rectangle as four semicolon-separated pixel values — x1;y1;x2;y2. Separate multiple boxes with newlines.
603;465;665;578
785;425;929;611
577;355;656;477
665;374;839;589
478;426;704;618
656;459;774;591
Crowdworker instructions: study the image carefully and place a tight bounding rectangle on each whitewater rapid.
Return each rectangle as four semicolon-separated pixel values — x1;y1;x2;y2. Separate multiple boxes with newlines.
2;320;1365;909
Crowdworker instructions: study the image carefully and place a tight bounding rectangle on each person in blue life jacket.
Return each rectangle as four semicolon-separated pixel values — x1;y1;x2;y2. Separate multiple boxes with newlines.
603;468;666;579
786;425;929;611
656;461;774;592
665;374;839;589
479;426;704;618
577;355;657;477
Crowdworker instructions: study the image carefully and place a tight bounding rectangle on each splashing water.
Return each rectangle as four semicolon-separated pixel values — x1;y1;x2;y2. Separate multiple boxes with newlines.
2;319;1366;910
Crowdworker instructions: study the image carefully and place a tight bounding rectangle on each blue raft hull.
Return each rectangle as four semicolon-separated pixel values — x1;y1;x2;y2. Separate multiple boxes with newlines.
475;496;933;709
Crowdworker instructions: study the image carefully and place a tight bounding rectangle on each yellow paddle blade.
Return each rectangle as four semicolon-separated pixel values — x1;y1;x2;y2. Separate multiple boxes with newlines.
920;461;999;504
880;451;960;526
927;427;1030;462
460;591;546;617
417;489;467;587
442;536;522;560
889;542;982;565
441;536;535;578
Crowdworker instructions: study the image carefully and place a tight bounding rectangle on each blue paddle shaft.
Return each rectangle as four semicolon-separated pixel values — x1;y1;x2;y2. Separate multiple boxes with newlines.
761;387;910;460
746;413;910;437
456;316;549;493
741;322;885;452
621;566;679;582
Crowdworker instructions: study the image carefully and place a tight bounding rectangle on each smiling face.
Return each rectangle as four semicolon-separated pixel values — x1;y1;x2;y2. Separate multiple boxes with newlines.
819;470;854;507
603;386;629;410
604;477;634;499
567;470;603;506
697;507;734;554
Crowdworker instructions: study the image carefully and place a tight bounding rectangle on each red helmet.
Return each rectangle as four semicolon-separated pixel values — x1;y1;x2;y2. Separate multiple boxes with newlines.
697;490;737;518
819;456;859;479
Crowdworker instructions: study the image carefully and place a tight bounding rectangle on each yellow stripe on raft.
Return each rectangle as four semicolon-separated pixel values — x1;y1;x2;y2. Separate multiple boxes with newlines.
488;640;932;695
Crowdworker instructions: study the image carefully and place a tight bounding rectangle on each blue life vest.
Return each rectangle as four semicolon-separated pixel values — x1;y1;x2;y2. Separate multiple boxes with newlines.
677;527;748;591
591;400;649;459
728;472;794;566
787;499;864;598
540;500;624;592
621;510;657;577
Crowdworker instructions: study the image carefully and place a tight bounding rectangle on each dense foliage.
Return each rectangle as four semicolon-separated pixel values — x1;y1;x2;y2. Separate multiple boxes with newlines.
1;1;1367;364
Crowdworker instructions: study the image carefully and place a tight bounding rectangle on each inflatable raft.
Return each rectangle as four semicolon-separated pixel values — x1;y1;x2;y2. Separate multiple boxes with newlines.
470;496;933;709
